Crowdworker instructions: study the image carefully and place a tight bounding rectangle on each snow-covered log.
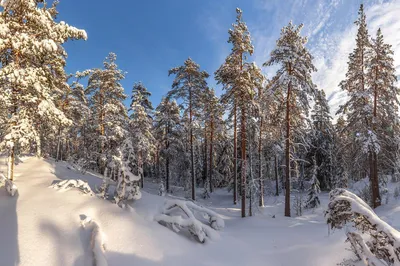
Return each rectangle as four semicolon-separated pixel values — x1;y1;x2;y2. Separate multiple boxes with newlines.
81;216;108;266
326;188;400;265
50;179;94;195
0;173;18;197
154;199;224;243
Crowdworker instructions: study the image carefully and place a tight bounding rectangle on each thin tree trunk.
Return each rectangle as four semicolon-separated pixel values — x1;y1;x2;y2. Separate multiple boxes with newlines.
233;101;238;205
248;131;253;216
189;85;195;201
372;71;380;208
139;151;144;188
258;117;264;207
8;146;15;181
275;155;279;196
204;125;208;186
285;81;292;217
209;119;214;193
241;104;247;218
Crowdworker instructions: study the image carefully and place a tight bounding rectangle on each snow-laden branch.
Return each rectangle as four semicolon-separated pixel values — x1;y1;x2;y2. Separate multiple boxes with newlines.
154;199;224;243
326;188;400;265
50;179;94;196
81;216;107;266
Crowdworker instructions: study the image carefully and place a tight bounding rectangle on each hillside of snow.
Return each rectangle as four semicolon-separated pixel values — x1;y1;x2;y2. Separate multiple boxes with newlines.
3;156;400;266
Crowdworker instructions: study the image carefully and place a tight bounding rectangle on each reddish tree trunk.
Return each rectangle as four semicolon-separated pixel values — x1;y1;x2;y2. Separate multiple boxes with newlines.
285;81;292;217
241;104;247;218
209;120;214;193
233;102;238;205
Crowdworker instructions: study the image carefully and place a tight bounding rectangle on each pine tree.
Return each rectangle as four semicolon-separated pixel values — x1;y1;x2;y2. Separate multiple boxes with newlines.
129;82;155;188
85;52;127;176
264;21;317;217
215;8;262;217
0;0;87;181
154;97;181;192
168;58;209;200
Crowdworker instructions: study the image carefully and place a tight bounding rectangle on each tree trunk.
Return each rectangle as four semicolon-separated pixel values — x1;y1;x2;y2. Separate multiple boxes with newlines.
233;101;238;205
204;126;208;185
285;81;292;217
209;120;214;193
139;151;144;188
8;146;15;181
258;117;264;207
372;74;380;208
189;86;195;201
275;155;279;196
249;131;253;216
241;105;247;218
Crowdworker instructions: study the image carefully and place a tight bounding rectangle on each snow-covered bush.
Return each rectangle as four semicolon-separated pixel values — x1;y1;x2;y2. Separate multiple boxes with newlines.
154;199;224;243
158;182;165;196
394;186;400;200
50;179;94;195
1;173;18;197
326;188;400;266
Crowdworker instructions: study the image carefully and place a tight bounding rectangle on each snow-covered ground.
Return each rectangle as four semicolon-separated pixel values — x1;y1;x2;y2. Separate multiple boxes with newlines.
2;156;400;265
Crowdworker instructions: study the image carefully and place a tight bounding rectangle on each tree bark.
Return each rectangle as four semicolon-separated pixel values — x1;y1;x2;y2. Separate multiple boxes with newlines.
258;117;264;207
241;104;247;218
204;125;208;186
189;85;195;201
209;119;214;193
233;101;238;205
275;155;279;196
372;70;381;208
285;81;292;217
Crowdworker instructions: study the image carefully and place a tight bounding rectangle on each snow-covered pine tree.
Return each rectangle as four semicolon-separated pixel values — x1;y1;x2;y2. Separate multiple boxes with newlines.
168;58;209;200
129;82;155;188
215;8;262;217
85;52;127;176
309;89;334;190
0;0;87;181
264;21;317;217
154;97;181;192
337;5;384;208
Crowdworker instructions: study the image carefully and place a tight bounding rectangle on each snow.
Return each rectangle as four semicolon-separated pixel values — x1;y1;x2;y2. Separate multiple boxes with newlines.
0;156;379;266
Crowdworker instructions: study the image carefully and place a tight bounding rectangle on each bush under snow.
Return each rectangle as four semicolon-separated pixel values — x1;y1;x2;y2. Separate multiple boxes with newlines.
326;188;400;266
154;199;224;243
0;173;18;196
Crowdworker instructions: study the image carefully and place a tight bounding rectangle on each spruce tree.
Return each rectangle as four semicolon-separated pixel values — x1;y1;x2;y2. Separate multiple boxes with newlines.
264;21;317;217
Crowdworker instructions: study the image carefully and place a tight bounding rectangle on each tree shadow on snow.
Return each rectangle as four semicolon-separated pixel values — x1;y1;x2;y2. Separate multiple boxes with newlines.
46;158;104;192
0;190;20;266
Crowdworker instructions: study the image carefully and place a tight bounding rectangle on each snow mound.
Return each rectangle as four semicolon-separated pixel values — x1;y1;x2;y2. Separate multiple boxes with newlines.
50;179;94;195
0;173;18;196
81;216;108;266
154;199;224;243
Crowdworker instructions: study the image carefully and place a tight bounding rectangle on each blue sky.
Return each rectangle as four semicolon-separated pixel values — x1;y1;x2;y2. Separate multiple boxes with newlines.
59;0;400;115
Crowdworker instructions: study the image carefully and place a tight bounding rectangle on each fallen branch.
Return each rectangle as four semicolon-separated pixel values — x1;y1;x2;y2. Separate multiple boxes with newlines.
50;179;94;195
326;188;400;266
154;199;224;243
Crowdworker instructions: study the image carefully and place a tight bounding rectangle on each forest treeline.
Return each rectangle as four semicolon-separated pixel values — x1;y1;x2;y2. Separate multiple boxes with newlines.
0;2;398;217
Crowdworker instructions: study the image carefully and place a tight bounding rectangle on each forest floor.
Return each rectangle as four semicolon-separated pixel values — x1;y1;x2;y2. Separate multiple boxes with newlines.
1;156;399;265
